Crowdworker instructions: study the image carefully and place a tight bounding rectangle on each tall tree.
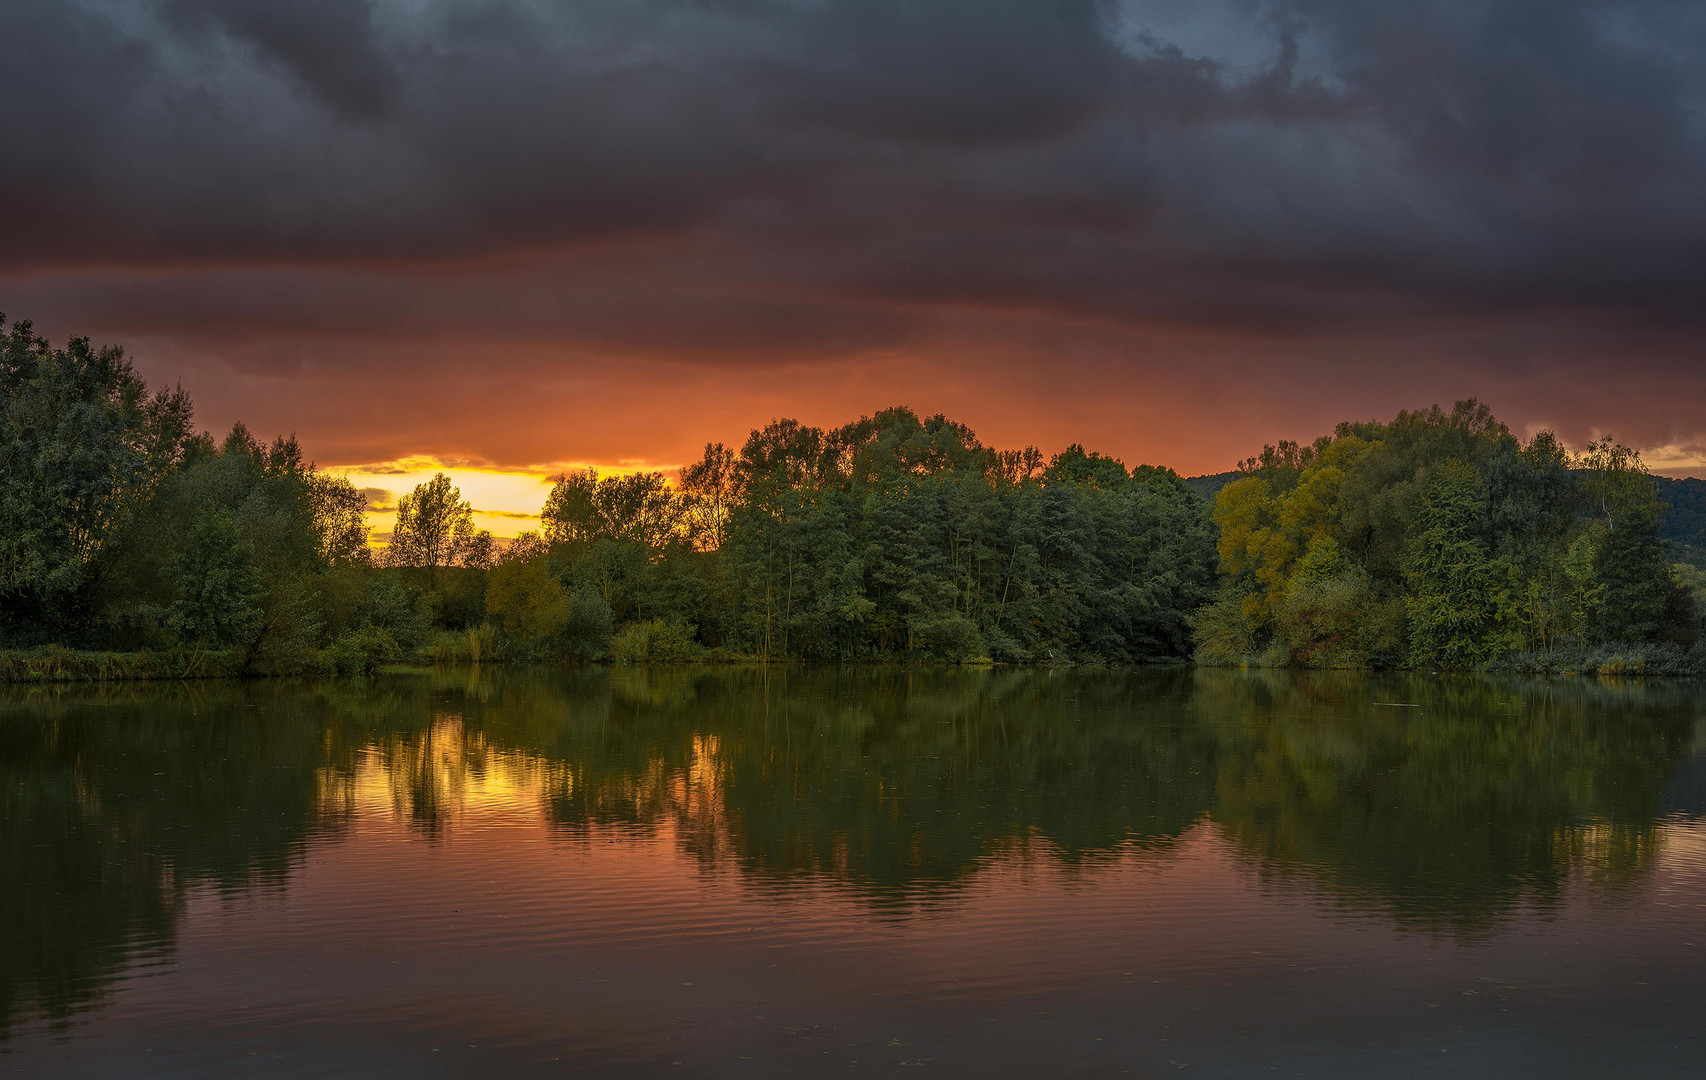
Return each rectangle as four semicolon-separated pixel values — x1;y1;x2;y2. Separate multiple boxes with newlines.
385;474;488;569
1403;462;1500;668
1575;438;1681;643
0;317;198;636
541;469;685;551
680;443;740;550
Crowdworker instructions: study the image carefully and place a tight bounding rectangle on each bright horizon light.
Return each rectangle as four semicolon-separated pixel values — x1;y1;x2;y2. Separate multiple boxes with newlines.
333;458;688;543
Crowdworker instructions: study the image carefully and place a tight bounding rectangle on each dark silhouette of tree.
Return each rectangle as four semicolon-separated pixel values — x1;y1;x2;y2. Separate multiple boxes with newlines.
384;473;491;569
680;442;739;550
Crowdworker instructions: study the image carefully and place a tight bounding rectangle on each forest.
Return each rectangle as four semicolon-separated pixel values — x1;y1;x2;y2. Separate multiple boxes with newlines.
2;316;1699;676
1196;401;1699;673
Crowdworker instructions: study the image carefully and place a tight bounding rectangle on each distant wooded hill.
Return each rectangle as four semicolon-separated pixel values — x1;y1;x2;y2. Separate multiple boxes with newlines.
1185;472;1240;502
1655;476;1706;566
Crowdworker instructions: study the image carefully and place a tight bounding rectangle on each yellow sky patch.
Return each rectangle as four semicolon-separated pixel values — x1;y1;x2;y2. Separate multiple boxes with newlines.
333;458;683;541
1639;443;1706;478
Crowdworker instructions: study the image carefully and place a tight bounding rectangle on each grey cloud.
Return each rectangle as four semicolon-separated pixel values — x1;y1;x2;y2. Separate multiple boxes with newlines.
160;0;397;119
2;0;1705;339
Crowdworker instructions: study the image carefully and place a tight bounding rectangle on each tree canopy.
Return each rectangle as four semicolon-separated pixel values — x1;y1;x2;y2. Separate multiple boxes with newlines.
5;317;1700;675
1196;399;1694;669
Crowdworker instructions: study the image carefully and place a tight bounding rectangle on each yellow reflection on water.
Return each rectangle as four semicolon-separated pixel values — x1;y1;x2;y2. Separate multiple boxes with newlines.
316;718;733;844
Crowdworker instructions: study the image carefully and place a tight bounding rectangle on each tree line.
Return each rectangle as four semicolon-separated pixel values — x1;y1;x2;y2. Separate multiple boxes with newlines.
1196;400;1697;670
2;316;1697;673
394;418;1220;666
0;316;1216;670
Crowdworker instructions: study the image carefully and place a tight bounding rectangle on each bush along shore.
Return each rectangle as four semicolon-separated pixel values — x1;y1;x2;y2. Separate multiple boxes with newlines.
3;314;1702;680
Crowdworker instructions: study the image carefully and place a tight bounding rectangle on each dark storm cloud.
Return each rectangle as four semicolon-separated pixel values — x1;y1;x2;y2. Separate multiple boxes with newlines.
4;0;1706;345
159;0;398;119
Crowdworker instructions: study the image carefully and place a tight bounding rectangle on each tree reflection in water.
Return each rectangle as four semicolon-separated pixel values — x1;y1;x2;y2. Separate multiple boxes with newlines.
1;666;1700;1035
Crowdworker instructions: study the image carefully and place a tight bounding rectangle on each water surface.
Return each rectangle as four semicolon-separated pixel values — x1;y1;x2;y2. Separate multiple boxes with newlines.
3;667;1703;1077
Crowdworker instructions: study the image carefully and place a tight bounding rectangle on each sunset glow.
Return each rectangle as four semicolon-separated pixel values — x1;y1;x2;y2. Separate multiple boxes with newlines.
334;459;688;542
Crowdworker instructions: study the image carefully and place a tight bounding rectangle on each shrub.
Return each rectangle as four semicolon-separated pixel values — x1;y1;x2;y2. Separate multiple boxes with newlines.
333;626;401;675
908;612;987;663
1191;591;1259;666
1276;568;1373;669
563;587;615;660
611;619;704;664
486;559;570;644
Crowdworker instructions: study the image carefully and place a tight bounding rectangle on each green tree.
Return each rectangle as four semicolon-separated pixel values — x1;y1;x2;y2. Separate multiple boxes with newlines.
1403;462;1500;668
0;317;198;639
562;585;616;659
310;473;371;565
486;558;570;645
541;468;686;551
169;513;265;647
385;473;490;569
1595;497;1678;642
1571;438;1683;643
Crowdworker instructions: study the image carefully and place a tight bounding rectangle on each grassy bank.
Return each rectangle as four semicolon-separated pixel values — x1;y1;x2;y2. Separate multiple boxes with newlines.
0;645;249;683
0;622;765;683
1482;643;1706;678
8;644;1706;684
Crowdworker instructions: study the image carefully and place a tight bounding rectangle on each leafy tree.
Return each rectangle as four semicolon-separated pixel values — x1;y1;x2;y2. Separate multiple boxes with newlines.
310;474;371;565
1402;462;1501;668
1566;438;1687;644
1594;497;1677;642
385;473;490;569
679;442;740;550
561;585;615;659
541;468;685;551
1274;537;1375;667
1193;401;1694;669
0;316;198;639
169;513;266;647
486;558;570;645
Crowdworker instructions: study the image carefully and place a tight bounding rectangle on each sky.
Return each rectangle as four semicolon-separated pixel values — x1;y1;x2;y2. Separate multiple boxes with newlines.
6;0;1706;534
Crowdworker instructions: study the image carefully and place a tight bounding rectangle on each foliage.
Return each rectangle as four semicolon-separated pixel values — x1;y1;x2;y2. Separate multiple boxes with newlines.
1404;462;1500;669
384;473;492;569
1653;476;1706;567
6;317;1701;678
486;558;570;645
1196;399;1694;670
561;586;616;660
679;442;739;550
332;626;401;675
542;468;686;550
714;407;1217;663
168;513;267;647
0;316;199;641
611;619;704;663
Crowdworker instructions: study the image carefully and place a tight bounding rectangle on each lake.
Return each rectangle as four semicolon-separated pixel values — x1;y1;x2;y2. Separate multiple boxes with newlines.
2;667;1703;1078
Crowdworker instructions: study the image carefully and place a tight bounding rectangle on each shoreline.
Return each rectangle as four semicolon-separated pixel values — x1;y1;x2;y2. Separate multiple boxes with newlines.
1;646;1694;684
